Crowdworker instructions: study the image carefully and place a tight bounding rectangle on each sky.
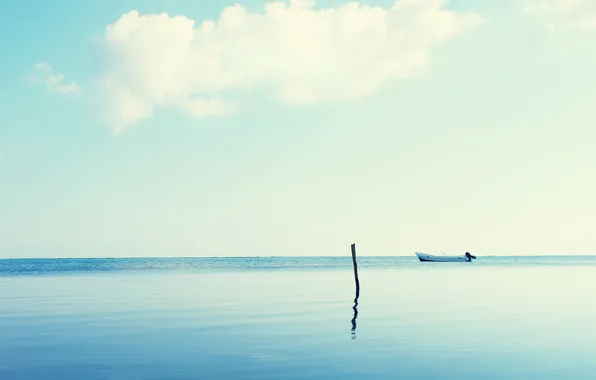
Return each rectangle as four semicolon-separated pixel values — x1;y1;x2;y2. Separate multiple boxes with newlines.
1;0;596;258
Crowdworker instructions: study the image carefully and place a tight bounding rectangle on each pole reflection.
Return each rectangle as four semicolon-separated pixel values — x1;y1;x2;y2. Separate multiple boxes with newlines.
351;296;358;339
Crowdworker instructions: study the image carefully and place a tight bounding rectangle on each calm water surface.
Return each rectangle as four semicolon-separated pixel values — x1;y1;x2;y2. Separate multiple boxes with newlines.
1;256;595;379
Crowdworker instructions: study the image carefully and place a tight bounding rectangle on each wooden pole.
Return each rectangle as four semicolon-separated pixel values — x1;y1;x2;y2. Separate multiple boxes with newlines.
351;243;360;300
350;243;360;339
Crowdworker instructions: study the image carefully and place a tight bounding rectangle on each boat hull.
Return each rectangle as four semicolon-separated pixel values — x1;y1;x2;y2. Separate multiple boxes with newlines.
415;252;472;262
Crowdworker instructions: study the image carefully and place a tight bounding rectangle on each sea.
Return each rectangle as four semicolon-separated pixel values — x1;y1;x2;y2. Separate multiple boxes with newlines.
1;255;595;379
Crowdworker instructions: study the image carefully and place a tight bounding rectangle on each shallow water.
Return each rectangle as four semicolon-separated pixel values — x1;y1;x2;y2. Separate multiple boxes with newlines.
1;257;595;379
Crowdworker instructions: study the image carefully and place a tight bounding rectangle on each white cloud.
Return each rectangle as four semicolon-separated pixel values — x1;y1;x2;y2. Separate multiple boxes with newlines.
518;0;596;31
99;0;483;133
29;63;80;95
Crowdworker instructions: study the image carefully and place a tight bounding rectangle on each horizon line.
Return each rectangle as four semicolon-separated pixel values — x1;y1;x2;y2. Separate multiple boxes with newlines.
2;253;596;261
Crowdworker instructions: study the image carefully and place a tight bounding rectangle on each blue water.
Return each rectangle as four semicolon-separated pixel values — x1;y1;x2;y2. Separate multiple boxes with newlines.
2;255;596;276
1;256;595;379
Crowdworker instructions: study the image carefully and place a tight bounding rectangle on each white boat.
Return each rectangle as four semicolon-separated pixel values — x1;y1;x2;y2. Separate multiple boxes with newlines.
415;252;476;262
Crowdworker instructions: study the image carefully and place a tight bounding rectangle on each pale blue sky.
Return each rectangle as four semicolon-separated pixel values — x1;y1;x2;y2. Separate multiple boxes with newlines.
1;0;595;258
